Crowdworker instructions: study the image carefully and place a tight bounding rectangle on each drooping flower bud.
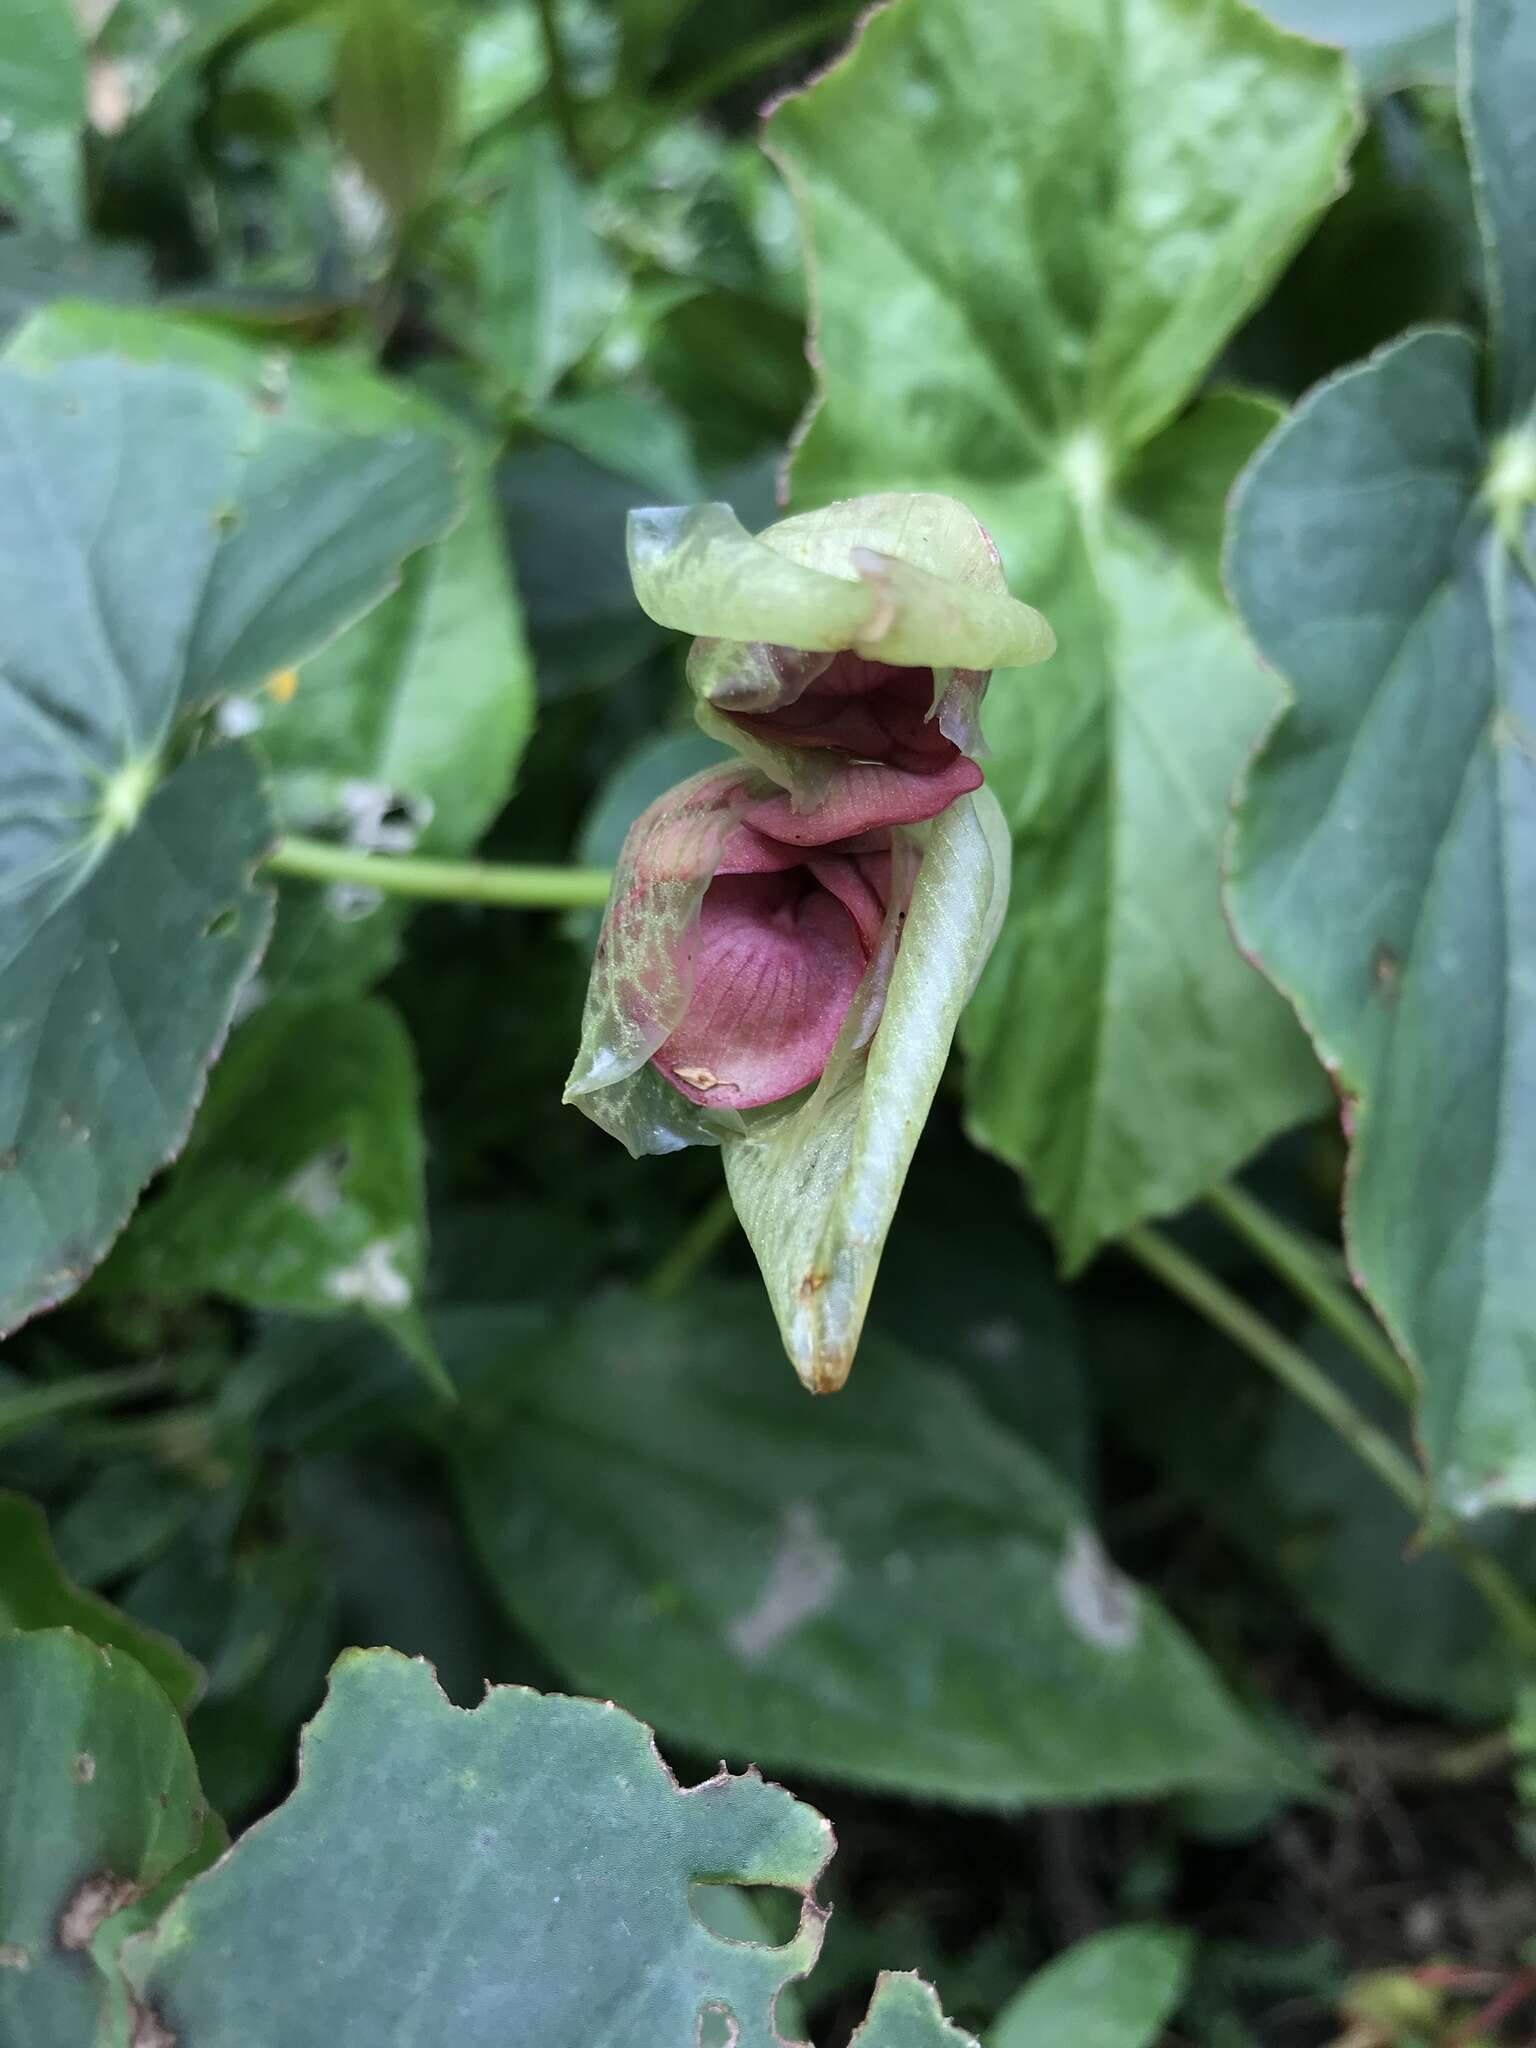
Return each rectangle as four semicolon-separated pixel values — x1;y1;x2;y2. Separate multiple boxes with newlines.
570;490;1050;1392
627;493;1055;805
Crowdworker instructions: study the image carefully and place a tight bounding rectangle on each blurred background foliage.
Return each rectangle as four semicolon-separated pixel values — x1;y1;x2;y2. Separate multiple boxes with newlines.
2;0;1533;2043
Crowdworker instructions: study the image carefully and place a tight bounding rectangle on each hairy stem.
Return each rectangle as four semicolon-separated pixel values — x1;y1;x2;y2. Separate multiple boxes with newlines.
1121;1224;1536;1662
1205;1180;1414;1401
267;837;613;910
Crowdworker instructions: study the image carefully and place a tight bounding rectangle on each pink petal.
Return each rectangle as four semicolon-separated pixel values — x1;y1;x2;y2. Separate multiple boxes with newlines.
807;853;889;954
654;870;870;1107
744;756;982;845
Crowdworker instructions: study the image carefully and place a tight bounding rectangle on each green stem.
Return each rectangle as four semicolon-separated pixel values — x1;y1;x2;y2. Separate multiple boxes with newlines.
0;1361;173;1450
644;1187;739;1303
1120;1224;1536;1662
1204;1181;1414;1402
532;0;586;168
267;837;612;910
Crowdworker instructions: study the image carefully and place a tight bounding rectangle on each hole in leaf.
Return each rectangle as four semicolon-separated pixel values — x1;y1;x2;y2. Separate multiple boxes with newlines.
695;2001;739;2048
690;1880;802;1949
203;907;239;939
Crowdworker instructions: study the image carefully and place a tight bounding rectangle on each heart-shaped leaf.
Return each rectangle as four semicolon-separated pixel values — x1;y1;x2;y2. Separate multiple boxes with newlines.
1226;1;1536;1515
98;996;439;1385
0;1492;200;1713
0;308;460;1335
123;1649;831;2048
766;0;1350;1265
0;1629;205;2048
450;1288;1305;1807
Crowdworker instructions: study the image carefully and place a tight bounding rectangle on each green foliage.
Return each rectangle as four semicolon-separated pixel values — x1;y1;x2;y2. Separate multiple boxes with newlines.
1;0;1534;2035
450;1287;1301;1805
990;1926;1192;2048
1227;2;1536;1515
766;0;1349;1265
0;1628;205;2045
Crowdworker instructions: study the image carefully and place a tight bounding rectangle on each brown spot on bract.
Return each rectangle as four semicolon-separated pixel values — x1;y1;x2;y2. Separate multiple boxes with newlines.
73;1752;95;1784
0;1148;16;1172
797;1269;828;1300
130;1998;178;2048
58;1873;142;1952
1371;942;1401;999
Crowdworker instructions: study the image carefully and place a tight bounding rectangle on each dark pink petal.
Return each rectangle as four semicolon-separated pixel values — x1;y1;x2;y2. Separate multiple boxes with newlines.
728;658;960;773
654;871;870;1107
743;756;982;846
807;853;888;955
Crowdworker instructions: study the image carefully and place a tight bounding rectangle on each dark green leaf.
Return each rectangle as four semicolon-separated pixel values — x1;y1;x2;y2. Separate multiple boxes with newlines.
123;1650;832;2046
990;1926;1192;2048
1226;318;1536;1515
450;1288;1303;1806
0;1628;204;2045
0;307;461;1332
99;996;437;1380
767;0;1348;1264
0;0;85;237
0;1492;200;1712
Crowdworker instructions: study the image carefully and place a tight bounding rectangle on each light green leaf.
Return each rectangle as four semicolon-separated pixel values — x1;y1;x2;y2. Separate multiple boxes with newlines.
767;0;1350;1264
857;1974;978;2047
431;124;625;409
334;0;457;227
253;464;534;998
0;309;461;1334
0;1628;204;2047
1255;0;1455;92
98;996;438;1384
122;1649;832;2048
0;0;85;237
725;786;1011;1390
1226;320;1536;1516
450;1288;1306;1807
989;1926;1192;2048
0;1492;200;1713
257;470;534;859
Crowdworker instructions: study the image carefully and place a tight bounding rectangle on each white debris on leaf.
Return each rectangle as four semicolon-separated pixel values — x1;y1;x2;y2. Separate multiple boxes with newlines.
1056;1524;1140;1653
324;1237;413;1312
728;1503;846;1662
285;1153;346;1220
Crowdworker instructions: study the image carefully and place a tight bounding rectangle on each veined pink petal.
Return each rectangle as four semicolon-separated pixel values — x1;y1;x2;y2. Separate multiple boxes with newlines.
656;871;870;1107
743;756;982;845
